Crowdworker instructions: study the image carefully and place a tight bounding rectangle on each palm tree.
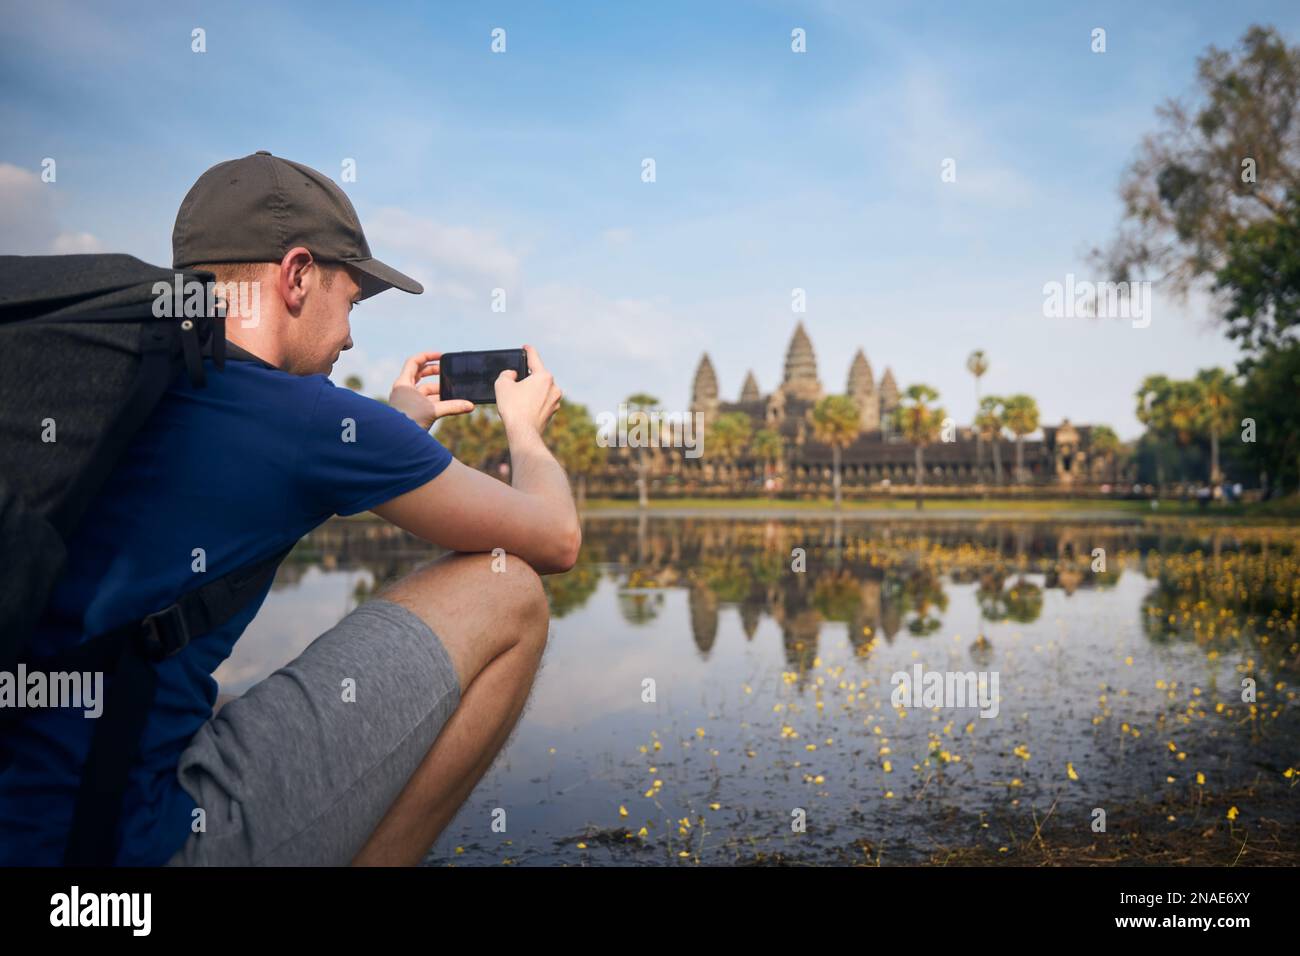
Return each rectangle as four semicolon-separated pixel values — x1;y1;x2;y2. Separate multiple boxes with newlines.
966;350;989;470
894;384;946;510
344;374;364;391
1195;368;1239;486
750;427;784;495
1135;374;1174;488
809;395;861;510
710;412;753;493
1001;394;1040;484
1088;424;1122;483
975;395;1005;485
625;392;659;508
1137;375;1207;490
434;407;507;474
547;401;602;509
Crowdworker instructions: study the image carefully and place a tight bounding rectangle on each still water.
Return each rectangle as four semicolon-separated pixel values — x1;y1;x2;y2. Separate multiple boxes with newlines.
217;515;1299;865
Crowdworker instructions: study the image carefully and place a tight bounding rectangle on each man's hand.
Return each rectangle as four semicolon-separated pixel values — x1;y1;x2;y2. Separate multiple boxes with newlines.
495;344;562;440
388;351;474;431
374;342;580;575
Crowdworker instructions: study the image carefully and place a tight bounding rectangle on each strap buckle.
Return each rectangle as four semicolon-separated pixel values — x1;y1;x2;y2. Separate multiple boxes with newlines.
138;604;191;661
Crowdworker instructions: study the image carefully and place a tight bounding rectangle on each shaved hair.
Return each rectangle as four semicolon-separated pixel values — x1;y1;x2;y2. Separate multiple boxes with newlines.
190;261;338;290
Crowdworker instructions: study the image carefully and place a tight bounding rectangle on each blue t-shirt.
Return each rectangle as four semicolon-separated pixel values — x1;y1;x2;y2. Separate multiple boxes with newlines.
0;357;451;865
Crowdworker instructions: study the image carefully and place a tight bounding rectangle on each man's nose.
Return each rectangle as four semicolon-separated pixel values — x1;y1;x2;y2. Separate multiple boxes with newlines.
342;335;354;352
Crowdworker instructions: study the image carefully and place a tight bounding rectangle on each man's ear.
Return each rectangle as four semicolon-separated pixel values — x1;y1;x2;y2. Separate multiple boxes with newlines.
278;246;315;315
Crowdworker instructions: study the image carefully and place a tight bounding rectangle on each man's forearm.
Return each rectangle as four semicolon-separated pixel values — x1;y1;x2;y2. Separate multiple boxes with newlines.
506;424;581;572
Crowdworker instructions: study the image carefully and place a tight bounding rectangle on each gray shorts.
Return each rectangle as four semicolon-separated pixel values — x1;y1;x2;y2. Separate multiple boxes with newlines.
164;599;461;866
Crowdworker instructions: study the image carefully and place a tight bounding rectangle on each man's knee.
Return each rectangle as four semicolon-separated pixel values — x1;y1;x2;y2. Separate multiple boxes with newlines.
492;553;549;644
378;551;550;674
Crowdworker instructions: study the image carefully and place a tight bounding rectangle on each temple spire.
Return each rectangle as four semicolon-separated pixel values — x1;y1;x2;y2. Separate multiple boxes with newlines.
847;348;880;432
691;353;720;421
781;321;823;401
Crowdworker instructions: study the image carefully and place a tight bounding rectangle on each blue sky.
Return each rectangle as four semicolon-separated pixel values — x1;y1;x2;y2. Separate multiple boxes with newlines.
3;1;1296;438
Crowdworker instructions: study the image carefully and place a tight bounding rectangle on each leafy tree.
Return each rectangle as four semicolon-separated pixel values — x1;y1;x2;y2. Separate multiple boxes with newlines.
1237;343;1300;495
1194;367;1240;485
750;427;784;493
1001;394;1040;484
893;384;945;510
547;401;603;509
1094;26;1300;306
1214;189;1300;356
709;412;753;492
434;407;507;475
809;395;861;510
1088;424;1122;483
975;395;1005;485
625;393;659;508
966;350;990;468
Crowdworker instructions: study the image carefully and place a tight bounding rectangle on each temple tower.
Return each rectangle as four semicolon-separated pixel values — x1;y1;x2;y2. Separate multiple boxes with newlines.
739;370;760;403
781;322;823;401
846;348;880;432
878;367;900;435
690;353;720;423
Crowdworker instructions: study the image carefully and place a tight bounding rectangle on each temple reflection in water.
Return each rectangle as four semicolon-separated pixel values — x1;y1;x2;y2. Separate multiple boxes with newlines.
285;516;1295;681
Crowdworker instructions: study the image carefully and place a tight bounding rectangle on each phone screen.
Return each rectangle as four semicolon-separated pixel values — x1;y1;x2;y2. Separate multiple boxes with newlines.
439;348;529;404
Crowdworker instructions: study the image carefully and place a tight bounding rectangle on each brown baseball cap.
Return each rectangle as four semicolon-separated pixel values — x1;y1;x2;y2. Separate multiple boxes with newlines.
172;150;423;300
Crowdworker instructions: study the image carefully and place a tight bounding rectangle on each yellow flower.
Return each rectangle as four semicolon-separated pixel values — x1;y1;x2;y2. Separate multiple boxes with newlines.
618;805;628;818
883;760;893;773
709;802;721;811
1066;762;1079;781
1196;772;1206;785
1227;806;1239;821
577;842;587;849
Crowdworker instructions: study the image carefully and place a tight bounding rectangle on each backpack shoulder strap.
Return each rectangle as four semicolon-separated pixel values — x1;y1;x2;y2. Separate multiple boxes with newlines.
61;545;291;865
12;544;293;865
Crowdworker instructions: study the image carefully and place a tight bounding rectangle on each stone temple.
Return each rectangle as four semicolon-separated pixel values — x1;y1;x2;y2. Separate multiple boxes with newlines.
691;321;901;438
666;322;1122;492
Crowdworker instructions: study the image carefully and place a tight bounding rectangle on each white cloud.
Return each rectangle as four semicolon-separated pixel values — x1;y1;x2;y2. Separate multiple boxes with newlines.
51;231;103;253
0;162;103;255
364;206;522;304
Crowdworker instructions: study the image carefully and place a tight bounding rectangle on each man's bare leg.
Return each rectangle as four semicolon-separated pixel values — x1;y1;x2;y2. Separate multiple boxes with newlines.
351;550;550;866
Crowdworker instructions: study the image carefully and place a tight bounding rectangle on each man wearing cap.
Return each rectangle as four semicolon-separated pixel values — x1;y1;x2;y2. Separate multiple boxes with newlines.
0;152;579;866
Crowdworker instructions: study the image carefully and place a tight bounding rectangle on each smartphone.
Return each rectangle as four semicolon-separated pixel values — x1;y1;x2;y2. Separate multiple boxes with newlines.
439;348;529;404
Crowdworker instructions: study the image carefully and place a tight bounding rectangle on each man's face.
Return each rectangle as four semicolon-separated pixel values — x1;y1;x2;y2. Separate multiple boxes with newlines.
292;263;362;375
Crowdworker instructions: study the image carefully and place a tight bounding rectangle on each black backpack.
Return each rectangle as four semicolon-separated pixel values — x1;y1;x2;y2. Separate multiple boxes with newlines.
0;254;287;865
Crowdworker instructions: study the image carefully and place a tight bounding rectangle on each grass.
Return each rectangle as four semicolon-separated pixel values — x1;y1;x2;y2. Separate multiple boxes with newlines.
581;496;1300;519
